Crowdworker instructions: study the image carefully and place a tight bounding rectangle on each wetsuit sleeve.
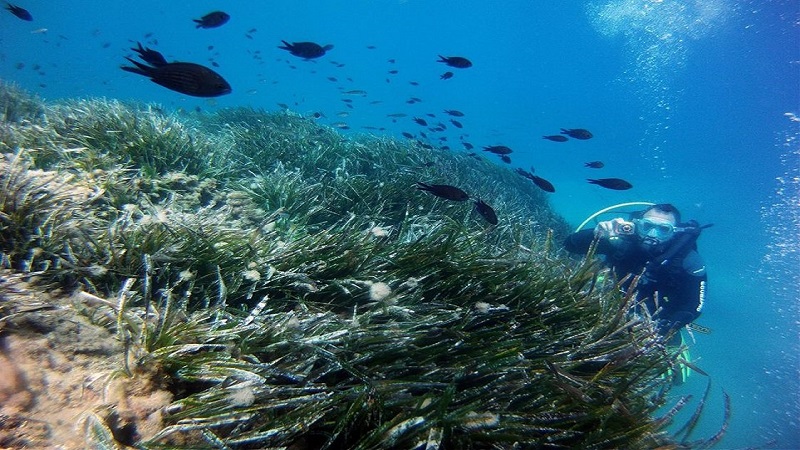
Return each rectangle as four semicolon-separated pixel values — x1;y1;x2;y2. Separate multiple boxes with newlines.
656;250;707;334
679;251;706;321
563;229;618;256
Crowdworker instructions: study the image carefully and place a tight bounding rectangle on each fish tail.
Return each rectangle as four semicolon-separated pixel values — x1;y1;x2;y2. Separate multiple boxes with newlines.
415;182;431;192
121;58;151;76
120;66;147;76
132;42;144;53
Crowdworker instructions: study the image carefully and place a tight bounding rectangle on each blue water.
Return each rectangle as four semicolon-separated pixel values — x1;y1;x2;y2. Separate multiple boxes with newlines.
2;1;798;447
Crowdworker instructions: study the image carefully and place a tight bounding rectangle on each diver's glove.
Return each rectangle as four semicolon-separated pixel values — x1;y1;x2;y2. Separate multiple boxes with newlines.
655;319;681;336
594;218;633;244
656;311;698;336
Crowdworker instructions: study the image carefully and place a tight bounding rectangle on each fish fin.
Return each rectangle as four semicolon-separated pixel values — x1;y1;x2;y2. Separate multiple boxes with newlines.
131;44;167;67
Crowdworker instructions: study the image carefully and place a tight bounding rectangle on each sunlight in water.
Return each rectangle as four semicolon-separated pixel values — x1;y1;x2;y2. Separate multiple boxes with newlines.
758;118;800;445
761;123;800;291
586;0;729;172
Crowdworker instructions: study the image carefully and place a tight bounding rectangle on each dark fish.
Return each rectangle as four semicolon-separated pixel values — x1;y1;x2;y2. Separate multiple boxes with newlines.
413;117;428;126
440;71;453;80
515;168;555;192
462;142;474;150
514;167;535;181
584;161;604;168
450;119;463;128
543;135;569;142
474;199;498;225
561;128;593;140
531;175;556;193
587;178;632;190
278;40;333;59
5;2;32;21
483;145;513;155
121;43;231;97
402;131;414;139
416;182;469;201
194;11;230;29
444;109;465;117
438;55;472;68
499;154;512;164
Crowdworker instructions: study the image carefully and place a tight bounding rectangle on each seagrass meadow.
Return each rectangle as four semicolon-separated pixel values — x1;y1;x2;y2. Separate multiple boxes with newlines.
0;81;727;449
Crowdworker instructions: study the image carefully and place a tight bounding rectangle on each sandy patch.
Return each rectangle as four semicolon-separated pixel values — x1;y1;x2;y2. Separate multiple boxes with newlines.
0;271;172;449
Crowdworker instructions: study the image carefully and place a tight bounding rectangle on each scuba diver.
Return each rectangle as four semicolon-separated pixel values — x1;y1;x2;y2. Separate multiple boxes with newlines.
564;203;708;345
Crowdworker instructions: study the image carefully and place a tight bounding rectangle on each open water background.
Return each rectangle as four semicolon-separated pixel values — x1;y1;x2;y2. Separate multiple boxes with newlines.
1;1;798;447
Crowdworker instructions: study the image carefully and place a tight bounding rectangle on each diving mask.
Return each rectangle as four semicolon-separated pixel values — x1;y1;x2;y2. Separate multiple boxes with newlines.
635;218;676;244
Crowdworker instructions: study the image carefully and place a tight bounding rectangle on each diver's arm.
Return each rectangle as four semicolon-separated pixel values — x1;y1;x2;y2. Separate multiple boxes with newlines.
563;229;596;254
656;252;707;333
564;219;631;255
679;250;707;322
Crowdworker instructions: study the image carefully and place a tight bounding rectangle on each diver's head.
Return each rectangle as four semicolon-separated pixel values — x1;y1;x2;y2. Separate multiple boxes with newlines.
636;204;680;249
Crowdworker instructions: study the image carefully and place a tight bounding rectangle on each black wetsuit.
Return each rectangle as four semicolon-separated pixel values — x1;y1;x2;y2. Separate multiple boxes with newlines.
564;229;707;336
